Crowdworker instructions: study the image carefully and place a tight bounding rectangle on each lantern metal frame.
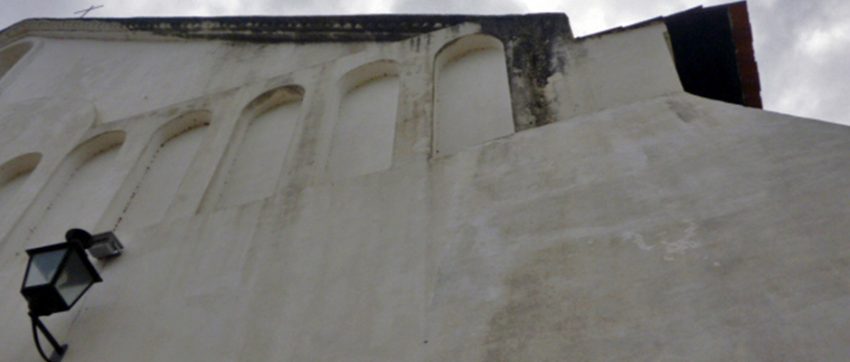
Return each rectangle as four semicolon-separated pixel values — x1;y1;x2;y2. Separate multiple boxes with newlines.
19;229;121;362
21;241;103;317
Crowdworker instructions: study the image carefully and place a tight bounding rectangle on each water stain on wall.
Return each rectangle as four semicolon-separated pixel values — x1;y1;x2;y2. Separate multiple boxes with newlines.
483;241;589;361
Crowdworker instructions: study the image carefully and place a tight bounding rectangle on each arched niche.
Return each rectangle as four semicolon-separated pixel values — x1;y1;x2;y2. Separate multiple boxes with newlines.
0;41;33;82
328;60;400;180
0;152;41;224
30;131;125;243
217;85;304;209
433;34;515;156
116;111;209;232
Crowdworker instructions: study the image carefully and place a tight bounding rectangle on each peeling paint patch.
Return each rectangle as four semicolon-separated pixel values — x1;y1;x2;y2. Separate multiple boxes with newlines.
622;220;702;260
660;220;700;261
623;231;654;251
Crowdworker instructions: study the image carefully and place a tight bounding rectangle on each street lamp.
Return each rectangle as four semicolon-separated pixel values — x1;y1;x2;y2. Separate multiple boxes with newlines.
20;229;123;362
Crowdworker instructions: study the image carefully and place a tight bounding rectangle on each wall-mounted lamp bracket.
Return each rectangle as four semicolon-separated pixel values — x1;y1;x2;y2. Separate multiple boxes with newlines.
21;228;123;361
65;229;123;260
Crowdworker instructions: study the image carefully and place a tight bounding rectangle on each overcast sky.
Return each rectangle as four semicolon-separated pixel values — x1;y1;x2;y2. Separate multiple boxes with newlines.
1;0;848;125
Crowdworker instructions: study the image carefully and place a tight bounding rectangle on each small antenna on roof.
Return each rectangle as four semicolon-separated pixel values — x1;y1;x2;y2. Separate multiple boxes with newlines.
74;5;104;18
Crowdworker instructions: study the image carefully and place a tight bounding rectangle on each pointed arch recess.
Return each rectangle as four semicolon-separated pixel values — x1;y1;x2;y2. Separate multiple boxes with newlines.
328;60;400;180
115;111;210;232
216;85;304;209
433;34;514;156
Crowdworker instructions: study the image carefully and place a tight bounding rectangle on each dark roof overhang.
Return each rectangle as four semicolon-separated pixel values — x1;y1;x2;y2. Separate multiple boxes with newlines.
582;1;762;109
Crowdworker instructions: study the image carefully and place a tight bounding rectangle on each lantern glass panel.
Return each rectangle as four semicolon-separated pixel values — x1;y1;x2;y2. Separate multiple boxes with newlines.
24;249;67;288
55;249;94;305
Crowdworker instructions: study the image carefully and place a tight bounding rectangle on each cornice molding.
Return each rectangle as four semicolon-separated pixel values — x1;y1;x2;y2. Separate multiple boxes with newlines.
0;14;569;47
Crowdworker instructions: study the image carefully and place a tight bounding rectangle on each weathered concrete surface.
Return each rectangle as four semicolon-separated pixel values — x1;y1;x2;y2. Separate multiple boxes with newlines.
0;12;848;362
556;22;683;121
0;38;357;123
4;92;849;361
427;94;850;361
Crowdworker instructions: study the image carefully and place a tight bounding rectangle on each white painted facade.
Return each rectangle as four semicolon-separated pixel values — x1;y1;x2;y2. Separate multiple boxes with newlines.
0;11;849;361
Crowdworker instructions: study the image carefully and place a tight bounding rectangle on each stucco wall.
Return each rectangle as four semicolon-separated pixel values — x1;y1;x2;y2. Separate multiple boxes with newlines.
218;96;301;209
555;22;684;120
1;16;847;361
434;34;514;156
328;67;400;180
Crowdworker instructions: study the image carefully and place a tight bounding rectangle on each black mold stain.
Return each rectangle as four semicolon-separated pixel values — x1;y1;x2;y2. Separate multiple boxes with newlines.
479;14;572;130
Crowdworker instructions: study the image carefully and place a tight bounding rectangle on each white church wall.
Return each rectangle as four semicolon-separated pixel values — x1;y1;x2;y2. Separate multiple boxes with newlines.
0;15;693;286
0;38;362;124
1;15;832;362
12;92;845;362
433;34;514;156
554;23;684;121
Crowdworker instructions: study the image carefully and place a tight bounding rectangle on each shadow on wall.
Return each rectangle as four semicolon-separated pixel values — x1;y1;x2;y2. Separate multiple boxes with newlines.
0;41;33;82
29;131;125;244
328;60;400;181
0;152;41;225
434;34;514;156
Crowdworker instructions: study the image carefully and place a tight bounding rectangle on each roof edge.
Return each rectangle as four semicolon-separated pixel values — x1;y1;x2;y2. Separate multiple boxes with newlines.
579;1;761;109
0;14;569;46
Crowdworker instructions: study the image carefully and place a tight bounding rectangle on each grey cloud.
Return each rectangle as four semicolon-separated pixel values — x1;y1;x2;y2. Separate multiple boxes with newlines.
747;0;850;124
390;0;527;14
0;0;91;28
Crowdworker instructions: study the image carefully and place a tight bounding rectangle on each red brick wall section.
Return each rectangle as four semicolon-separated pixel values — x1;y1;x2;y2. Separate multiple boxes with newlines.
729;2;763;109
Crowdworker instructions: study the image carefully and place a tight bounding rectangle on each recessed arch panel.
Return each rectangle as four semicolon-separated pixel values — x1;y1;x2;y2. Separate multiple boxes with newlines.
0;152;41;224
434;34;514;156
328;60;400;180
30;131;125;243
217;86;304;209
116;111;209;232
0;41;33;82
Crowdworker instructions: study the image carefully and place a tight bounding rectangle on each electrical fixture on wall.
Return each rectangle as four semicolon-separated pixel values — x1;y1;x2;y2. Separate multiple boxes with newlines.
20;229;123;362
